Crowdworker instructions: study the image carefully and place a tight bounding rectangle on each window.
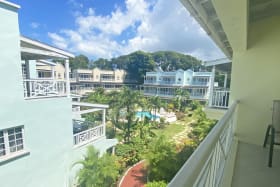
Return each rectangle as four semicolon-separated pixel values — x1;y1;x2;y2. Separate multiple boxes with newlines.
0;126;24;158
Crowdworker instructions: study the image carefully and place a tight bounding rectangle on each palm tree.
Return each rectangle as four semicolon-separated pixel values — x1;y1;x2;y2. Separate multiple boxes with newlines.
149;96;162;121
74;146;120;187
174;88;189;112
107;90;123;136
119;87;141;142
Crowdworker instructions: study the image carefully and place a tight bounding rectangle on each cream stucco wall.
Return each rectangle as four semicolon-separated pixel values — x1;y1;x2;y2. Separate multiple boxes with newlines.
231;15;280;145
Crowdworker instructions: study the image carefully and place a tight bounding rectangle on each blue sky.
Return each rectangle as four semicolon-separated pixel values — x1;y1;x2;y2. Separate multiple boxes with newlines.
11;0;224;60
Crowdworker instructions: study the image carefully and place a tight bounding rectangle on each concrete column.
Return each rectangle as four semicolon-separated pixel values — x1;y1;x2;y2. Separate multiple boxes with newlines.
103;109;106;136
224;73;228;89
208;65;216;107
65;59;71;98
112;146;115;155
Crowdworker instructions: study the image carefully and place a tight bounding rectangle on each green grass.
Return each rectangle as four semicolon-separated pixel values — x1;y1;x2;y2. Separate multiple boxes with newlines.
152;122;185;139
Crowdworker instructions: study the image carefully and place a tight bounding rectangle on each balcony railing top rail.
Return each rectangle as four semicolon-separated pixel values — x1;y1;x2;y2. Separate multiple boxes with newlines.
23;79;66;99
73;124;105;147
168;101;238;187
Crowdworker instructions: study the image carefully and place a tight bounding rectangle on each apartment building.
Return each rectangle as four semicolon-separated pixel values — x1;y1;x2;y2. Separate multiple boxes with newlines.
70;68;138;95
0;1;117;186
143;68;213;100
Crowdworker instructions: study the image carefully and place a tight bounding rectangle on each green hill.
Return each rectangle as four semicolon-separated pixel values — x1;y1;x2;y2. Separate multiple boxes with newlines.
91;51;203;83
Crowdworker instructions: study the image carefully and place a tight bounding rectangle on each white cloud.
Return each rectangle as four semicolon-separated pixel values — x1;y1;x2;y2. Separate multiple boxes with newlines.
48;32;68;49
49;0;225;60
30;22;40;29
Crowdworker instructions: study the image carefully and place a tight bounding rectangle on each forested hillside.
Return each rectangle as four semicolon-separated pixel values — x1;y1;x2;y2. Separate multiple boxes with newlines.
91;51;202;83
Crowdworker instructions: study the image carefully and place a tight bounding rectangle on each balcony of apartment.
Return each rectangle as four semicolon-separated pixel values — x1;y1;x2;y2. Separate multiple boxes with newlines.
100;78;115;82
22;60;71;99
191;81;209;86
23;78;67;99
78;75;93;82
168;100;280;187
72;102;109;147
69;73;77;82
144;80;157;84
73;119;105;147
20;36;74;99
160;80;177;85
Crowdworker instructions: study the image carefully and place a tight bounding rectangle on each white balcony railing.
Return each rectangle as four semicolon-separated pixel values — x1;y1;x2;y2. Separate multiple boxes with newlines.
78;77;93;81
23;79;66;98
212;90;230;108
144;80;157;84
73;125;105;146
168;101;238;187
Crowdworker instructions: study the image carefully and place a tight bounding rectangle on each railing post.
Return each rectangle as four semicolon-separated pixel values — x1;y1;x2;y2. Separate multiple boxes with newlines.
103;109;106;136
208;65;216;107
65;59;71;98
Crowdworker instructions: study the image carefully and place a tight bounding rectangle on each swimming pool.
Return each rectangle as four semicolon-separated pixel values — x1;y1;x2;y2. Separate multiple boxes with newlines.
135;111;160;120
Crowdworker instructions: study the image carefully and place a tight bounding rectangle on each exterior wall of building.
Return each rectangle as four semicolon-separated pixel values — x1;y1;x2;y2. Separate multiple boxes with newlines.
55;63;66;80
0;98;74;187
230;15;280;145
0;3;23;106
0;2;116;186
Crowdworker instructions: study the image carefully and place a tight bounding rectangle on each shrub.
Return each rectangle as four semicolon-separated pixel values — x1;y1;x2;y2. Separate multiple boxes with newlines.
145;181;167;187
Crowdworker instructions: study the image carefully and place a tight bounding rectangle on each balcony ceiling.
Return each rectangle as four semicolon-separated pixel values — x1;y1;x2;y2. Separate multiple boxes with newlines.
20;36;74;60
180;0;233;58
250;0;280;22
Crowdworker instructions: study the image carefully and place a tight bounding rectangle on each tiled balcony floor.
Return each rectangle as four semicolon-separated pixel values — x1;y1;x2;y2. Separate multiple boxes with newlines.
232;142;280;187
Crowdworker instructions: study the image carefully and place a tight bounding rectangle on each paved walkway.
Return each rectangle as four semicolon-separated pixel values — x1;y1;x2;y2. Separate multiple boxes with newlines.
172;120;195;144
119;161;147;187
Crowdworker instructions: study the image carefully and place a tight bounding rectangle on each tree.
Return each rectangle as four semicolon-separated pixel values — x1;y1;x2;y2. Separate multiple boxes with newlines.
173;88;189;112
107;90;123;136
74;147;120;187
149;96;162;121
70;54;89;70
118;87;141;142
146;135;178;182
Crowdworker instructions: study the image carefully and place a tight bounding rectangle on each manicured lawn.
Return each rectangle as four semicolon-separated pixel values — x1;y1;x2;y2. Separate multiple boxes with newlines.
152;122;185;139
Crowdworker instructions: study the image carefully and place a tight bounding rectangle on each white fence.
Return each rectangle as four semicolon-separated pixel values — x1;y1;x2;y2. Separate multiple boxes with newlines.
73;125;105;146
211;90;230;108
168;101;238;187
23;79;66;98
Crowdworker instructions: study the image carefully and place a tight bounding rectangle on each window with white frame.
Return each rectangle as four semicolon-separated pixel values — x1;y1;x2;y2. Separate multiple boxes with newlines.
0;126;24;157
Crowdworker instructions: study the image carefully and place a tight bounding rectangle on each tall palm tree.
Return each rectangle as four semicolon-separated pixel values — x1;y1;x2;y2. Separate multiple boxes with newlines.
119;87;141;142
149;96;162;121
174;88;189;112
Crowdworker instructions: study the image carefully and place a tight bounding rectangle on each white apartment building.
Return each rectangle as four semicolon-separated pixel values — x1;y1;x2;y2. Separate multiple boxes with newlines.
70;68;138;95
143;69;213;100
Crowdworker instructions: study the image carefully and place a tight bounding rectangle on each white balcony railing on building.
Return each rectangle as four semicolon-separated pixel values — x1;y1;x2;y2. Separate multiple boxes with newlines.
144;80;157;84
212;90;230;108
73;124;105;146
101;78;115;82
160;81;176;85
192;81;209;86
78;77;93;81
168;101;238;187
23;79;66;98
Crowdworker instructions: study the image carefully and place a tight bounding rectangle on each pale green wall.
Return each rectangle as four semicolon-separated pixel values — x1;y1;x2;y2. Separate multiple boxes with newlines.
0;98;74;187
231;15;280;145
0;3;117;186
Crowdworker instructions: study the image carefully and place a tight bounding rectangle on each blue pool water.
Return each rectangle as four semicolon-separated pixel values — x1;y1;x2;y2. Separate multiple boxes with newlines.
135;111;160;120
